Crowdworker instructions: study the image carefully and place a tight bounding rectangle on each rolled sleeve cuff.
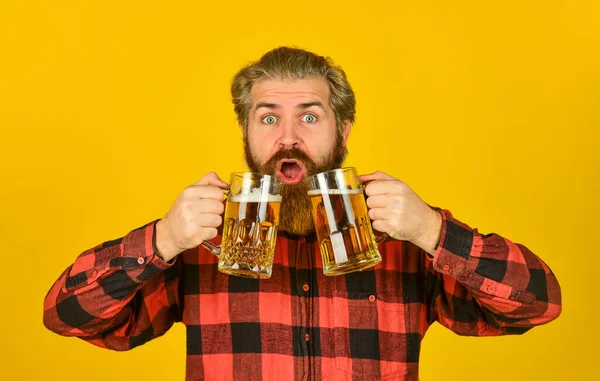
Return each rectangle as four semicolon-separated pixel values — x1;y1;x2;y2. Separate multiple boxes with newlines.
429;210;536;304
63;220;174;292
430;210;474;279
114;220;174;272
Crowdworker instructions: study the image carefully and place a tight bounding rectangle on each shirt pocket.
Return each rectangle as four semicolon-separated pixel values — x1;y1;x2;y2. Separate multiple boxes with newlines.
331;290;410;379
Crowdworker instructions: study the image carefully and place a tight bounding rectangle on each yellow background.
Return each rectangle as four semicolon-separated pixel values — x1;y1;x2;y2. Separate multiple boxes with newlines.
1;0;597;380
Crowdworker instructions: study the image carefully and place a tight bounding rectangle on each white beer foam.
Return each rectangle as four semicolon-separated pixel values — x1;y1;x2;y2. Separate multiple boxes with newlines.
307;188;362;196
231;187;282;203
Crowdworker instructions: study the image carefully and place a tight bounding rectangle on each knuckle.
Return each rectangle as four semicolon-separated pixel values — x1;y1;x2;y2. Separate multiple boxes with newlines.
181;225;196;244
182;200;194;211
396;182;407;192
182;210;194;222
182;186;196;199
392;197;404;209
390;218;402;232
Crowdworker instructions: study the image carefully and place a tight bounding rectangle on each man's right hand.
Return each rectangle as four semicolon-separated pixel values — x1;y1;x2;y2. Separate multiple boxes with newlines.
155;172;229;262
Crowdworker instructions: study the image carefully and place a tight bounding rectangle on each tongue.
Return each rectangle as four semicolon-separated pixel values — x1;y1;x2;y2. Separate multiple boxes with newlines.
282;163;301;178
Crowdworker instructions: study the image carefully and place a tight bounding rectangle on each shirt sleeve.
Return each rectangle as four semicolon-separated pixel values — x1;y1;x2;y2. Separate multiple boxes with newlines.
426;210;562;336
43;220;182;351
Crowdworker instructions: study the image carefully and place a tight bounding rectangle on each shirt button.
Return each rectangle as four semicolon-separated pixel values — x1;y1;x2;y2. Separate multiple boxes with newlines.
368;295;376;302
487;285;495;293
302;283;309;292
137;257;145;265
304;333;310;342
91;270;98;277
442;264;450;271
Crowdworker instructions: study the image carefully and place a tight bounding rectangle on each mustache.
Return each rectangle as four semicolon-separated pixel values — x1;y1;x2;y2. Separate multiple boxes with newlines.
261;147;318;175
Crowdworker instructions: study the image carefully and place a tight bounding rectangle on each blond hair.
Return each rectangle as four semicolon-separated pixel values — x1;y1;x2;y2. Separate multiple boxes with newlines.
231;47;356;137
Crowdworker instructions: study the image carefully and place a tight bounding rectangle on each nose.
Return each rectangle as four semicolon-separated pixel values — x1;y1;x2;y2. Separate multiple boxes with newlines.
277;119;300;149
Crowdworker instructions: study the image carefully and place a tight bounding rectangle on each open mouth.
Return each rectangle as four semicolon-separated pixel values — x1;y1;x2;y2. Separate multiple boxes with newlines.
276;159;308;185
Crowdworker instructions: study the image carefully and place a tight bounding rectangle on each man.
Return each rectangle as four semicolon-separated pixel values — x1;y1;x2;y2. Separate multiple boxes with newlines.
44;47;562;380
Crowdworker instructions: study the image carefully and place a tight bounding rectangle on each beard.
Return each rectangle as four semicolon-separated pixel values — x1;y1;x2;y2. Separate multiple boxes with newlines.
244;135;347;235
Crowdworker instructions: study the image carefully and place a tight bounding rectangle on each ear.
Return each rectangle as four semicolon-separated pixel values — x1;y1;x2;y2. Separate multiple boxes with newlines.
341;120;351;146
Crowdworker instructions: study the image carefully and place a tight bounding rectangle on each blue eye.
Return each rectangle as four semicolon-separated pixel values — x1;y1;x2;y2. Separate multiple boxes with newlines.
302;114;317;123
262;115;277;125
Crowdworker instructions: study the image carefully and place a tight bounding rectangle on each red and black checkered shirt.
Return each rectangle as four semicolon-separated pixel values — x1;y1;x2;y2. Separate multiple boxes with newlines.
44;210;561;380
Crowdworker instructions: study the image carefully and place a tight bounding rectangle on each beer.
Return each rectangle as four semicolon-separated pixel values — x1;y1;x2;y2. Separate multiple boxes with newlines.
308;188;382;276
219;192;282;279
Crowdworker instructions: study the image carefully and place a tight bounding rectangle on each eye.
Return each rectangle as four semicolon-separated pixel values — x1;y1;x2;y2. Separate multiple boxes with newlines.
302;114;317;123
262;115;277;125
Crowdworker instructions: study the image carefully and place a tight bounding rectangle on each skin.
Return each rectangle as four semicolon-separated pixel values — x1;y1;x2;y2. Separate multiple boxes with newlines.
246;77;350;171
155;77;442;262
360;171;442;255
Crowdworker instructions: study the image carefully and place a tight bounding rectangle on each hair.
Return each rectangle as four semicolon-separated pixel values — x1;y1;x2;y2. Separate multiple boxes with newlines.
231;46;356;137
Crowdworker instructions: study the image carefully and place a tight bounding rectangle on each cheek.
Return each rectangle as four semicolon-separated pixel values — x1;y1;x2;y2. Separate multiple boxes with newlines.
248;130;274;162
308;127;338;157
311;140;332;158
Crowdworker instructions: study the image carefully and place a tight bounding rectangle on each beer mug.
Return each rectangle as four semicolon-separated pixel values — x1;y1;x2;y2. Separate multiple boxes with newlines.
201;172;283;279
307;167;386;276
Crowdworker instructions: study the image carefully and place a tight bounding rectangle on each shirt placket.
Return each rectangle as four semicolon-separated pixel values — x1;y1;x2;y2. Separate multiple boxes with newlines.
294;237;315;380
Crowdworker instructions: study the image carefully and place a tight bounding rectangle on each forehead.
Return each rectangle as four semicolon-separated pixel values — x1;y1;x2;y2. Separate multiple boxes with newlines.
250;77;330;106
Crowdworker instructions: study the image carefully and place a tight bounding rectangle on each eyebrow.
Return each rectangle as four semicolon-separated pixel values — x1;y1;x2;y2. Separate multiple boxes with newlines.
297;101;326;111
254;102;280;112
253;101;327;113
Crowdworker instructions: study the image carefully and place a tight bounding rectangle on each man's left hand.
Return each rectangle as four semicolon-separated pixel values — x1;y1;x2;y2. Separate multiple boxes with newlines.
359;171;443;256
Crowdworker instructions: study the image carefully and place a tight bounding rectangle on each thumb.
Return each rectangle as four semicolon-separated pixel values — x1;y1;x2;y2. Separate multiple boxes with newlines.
359;171;395;183
194;172;229;189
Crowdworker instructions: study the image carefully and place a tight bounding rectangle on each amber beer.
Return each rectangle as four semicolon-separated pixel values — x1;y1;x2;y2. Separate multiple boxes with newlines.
308;187;382;276
219;193;281;279
201;172;282;279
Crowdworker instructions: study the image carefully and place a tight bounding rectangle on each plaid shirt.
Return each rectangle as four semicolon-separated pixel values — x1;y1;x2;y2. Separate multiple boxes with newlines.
44;210;561;380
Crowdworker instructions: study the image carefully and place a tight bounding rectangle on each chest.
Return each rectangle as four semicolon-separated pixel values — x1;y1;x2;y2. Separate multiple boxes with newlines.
179;239;427;380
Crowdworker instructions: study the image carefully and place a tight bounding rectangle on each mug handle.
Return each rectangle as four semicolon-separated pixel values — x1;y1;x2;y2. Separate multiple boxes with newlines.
201;240;221;256
200;189;229;257
375;232;388;245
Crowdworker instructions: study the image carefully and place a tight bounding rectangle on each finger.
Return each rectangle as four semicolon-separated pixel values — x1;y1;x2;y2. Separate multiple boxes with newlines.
368;207;387;221
371;220;390;234
366;195;389;209
199;199;226;215
364;180;392;197
359;171;395;183
194;172;229;189
365;179;409;197
198;213;223;228
202;227;219;241
187;185;227;201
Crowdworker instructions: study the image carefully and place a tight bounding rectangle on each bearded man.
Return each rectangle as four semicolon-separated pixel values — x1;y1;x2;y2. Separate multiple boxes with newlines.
44;47;561;381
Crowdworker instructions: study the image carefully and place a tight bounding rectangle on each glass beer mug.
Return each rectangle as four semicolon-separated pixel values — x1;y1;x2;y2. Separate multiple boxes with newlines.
307;167;387;276
201;172;283;279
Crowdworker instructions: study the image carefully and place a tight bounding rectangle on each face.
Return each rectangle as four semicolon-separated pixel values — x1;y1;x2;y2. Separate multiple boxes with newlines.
244;77;351;235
